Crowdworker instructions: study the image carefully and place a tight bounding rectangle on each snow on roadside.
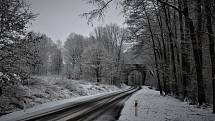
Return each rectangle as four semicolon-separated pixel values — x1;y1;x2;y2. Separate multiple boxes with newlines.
0;76;125;114
0;88;129;121
118;86;215;121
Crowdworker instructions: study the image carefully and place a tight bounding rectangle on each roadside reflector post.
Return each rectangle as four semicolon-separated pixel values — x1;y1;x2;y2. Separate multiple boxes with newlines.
135;100;138;116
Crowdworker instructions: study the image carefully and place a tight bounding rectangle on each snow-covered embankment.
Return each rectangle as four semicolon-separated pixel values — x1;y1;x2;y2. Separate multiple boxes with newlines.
118;86;215;121
0;76;125;114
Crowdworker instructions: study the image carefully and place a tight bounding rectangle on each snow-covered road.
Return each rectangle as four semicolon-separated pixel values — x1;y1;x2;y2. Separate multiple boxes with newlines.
118;86;215;121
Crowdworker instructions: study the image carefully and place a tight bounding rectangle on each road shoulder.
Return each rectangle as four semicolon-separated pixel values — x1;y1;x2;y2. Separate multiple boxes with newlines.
118;86;215;121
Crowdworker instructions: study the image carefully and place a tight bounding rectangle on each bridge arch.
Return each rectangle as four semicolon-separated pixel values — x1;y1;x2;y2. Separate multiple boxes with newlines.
128;70;142;85
123;64;146;86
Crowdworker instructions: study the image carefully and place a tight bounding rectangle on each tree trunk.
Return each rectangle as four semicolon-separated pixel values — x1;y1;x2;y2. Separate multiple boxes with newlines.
163;5;178;95
0;87;2;96
196;0;206;105
154;2;170;94
178;0;191;99
143;2;163;95
183;0;205;105
205;0;215;113
95;67;100;83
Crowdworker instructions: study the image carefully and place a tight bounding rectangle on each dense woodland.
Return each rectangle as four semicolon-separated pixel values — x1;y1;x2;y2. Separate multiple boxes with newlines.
83;0;215;113
1;0;215;114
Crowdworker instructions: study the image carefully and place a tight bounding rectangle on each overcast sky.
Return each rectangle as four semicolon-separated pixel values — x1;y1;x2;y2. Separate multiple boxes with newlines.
27;0;125;42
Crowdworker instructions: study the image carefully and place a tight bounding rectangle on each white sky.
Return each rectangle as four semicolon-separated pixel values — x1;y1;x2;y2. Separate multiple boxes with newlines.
27;0;125;42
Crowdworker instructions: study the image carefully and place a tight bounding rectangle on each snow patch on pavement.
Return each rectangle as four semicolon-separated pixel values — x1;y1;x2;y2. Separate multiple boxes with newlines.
118;86;215;121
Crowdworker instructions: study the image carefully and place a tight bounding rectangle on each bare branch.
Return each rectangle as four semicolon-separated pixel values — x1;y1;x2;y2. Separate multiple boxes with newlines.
157;0;183;13
82;0;114;24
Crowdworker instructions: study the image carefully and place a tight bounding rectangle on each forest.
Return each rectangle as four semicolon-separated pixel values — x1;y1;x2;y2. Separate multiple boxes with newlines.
0;0;215;115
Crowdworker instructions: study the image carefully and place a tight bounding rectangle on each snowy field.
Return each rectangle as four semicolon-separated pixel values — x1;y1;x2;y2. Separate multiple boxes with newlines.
118;86;215;121
0;76;123;114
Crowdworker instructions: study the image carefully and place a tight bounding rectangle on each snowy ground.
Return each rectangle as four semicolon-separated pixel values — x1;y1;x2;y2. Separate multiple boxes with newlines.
0;87;129;121
0;76;123;114
118;86;215;121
